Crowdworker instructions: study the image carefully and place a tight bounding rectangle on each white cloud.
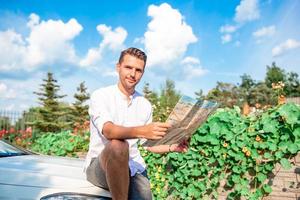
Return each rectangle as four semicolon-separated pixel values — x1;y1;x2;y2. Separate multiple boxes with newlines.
272;39;300;57
133;37;144;44
0;13;83;72
234;0;260;23
0;30;27;71
80;24;127;67
80;48;102;68
102;68;118;77
181;56;200;65
27;13;40;29
253;25;275;38
144;3;197;67
218;0;259;44
221;34;232;44
0;82;17;99
181;56;208;79
25;15;82;67
219;24;239;33
97;25;127;51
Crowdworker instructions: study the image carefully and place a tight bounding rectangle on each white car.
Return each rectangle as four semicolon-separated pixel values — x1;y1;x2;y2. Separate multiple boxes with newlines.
0;140;111;200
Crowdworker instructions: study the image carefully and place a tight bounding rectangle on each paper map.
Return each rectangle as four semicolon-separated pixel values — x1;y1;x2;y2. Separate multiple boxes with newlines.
142;95;218;147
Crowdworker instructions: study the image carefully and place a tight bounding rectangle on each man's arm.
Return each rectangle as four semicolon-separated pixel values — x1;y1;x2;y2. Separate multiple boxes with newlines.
145;140;189;154
102;121;171;140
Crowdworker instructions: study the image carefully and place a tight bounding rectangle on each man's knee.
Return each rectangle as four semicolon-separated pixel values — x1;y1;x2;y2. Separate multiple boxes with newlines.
108;139;129;161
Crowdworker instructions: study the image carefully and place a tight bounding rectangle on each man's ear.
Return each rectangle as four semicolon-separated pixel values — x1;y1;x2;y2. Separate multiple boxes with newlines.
116;63;120;73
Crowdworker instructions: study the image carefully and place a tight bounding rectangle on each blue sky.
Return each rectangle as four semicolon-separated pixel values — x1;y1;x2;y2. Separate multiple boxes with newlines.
0;0;299;111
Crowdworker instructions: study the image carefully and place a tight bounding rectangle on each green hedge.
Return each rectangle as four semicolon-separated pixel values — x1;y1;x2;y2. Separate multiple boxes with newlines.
30;131;89;157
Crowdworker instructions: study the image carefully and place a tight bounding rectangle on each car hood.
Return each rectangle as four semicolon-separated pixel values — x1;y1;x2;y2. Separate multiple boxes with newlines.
0;154;94;189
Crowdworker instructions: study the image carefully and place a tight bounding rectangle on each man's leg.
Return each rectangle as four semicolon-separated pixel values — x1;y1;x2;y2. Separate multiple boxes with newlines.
100;139;129;200
128;170;152;200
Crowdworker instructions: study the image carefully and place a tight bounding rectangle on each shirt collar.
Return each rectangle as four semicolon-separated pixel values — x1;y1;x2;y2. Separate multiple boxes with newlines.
115;84;138;105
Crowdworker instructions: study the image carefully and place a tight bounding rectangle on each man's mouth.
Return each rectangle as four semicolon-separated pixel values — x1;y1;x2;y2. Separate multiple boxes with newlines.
126;78;136;83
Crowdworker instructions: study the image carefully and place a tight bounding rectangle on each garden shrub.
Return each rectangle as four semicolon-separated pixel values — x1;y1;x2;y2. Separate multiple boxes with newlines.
30;130;89;157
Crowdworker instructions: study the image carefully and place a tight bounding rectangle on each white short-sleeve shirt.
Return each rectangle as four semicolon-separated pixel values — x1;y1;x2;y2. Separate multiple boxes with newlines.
84;84;152;176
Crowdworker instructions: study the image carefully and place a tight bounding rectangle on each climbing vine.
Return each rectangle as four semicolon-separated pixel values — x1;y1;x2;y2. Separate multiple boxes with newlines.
142;103;300;199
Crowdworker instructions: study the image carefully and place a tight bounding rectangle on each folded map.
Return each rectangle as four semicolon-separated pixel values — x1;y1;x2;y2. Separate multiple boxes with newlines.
142;95;218;147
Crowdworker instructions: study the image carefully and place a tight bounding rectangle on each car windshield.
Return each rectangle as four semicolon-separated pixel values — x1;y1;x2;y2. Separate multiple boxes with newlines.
0;140;28;157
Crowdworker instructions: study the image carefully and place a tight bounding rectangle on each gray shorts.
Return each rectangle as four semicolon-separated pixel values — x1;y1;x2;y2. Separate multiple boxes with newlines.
86;156;152;200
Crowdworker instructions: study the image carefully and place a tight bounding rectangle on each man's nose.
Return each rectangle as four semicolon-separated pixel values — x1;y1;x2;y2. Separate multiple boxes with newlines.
130;69;136;77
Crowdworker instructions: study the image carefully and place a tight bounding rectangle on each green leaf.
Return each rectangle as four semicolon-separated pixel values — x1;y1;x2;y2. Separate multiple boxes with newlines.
257;173;267;182
233;166;241;173
232;175;240;183
224;131;234;141
236;140;245;148
280;158;292;170
275;151;283;159
208;157;216;164
268;142;277;151
287;143;298;154
264;163;274;171
263;122;277;133
278;103;300;126
263;184;272;193
293;127;300;137
264;152;272;159
280;134;289;140
207;135;219;145
209;121;222;135
191;169;201;176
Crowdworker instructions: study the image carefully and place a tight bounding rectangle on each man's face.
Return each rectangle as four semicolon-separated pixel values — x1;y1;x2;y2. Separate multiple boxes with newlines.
117;54;145;92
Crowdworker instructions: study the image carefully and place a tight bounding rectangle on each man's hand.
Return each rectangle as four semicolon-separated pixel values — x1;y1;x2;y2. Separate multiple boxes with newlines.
170;139;189;153
135;122;171;140
146;139;189;154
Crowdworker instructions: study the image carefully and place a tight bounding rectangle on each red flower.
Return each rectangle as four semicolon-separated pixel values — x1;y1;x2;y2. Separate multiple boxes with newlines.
9;127;15;134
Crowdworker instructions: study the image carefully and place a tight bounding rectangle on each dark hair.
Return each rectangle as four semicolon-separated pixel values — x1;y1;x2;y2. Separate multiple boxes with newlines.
118;47;147;66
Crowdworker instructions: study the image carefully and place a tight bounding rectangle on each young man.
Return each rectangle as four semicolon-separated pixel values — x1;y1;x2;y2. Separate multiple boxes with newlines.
85;47;188;200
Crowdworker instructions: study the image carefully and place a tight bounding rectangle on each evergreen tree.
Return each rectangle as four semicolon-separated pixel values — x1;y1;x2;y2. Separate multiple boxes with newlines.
72;82;90;125
143;82;158;105
142;80;181;122
157;79;181;121
33;72;67;132
160;79;181;108
195;89;205;101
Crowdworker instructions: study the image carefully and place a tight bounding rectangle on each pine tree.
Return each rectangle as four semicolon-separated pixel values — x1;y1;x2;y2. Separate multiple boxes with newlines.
195;89;205;101
143;82;158;105
72;82;90;125
33;72;67;132
157;79;181;121
160;79;181;109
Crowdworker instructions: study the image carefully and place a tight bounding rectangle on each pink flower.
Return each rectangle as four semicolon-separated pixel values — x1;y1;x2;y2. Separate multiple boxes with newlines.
25;127;32;133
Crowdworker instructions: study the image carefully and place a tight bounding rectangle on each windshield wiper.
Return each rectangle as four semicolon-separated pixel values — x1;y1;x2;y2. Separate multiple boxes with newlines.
0;152;28;157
